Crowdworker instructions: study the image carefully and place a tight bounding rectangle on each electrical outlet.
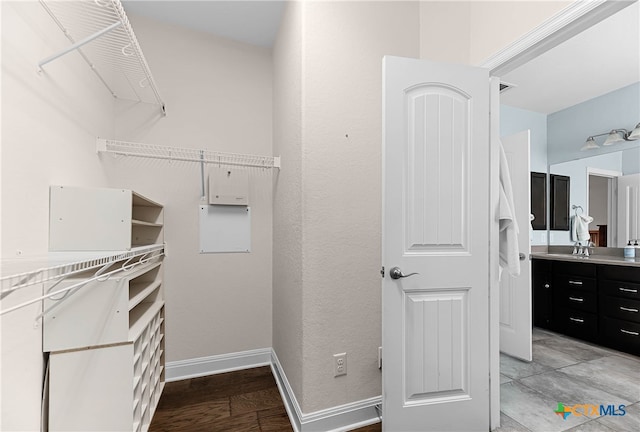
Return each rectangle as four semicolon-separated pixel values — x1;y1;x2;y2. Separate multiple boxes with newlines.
378;347;382;369
334;353;347;377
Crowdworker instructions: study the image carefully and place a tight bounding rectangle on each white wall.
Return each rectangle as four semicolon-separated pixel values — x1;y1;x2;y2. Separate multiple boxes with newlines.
108;14;274;362
1;1;115;429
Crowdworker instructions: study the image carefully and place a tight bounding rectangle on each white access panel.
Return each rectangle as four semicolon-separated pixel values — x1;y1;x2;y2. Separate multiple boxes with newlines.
49;186;132;251
199;205;251;253
209;168;250;205
49;344;133;432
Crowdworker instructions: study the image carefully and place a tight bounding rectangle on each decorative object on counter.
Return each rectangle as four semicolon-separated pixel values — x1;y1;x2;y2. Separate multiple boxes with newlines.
581;122;640;150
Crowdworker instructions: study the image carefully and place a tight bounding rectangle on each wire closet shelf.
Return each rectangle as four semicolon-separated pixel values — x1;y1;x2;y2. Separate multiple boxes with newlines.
39;0;166;114
0;244;165;316
97;139;281;169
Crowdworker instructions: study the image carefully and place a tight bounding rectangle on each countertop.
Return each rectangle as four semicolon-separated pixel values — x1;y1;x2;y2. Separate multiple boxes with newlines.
530;251;640;267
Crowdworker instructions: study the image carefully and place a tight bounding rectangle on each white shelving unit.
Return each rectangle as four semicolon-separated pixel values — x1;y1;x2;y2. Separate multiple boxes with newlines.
49;186;164;251
45;187;165;432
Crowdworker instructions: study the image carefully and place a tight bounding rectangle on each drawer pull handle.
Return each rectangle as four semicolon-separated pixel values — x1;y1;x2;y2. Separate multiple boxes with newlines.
569;297;584;303
569;317;584;323
620;329;639;336
619;287;638;293
568;280;583;286
619;306;639;313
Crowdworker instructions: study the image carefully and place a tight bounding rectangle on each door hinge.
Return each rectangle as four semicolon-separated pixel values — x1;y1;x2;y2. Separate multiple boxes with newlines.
380;266;385;278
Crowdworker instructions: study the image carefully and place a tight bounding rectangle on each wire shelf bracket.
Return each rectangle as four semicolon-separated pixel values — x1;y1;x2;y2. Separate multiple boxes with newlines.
97;138;281;170
38;0;166;116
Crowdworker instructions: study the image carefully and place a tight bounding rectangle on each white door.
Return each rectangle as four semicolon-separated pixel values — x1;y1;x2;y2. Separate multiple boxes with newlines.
617;173;640;246
499;131;532;361
382;55;491;431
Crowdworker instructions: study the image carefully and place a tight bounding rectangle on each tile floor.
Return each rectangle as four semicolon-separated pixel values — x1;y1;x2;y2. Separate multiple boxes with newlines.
496;327;640;432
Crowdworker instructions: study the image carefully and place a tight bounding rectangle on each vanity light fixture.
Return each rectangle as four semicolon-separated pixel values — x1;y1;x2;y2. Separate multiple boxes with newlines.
581;136;599;151
603;129;626;146
582;122;640;151
628;122;640;140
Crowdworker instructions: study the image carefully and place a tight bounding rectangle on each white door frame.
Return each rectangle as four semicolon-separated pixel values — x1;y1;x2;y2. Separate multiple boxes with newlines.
478;1;632;429
586;167;622;247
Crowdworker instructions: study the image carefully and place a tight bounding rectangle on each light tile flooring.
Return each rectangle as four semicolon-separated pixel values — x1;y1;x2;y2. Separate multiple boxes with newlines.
497;327;640;432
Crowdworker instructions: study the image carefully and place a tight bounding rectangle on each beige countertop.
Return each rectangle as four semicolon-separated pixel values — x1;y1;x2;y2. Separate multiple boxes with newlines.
530;249;640;267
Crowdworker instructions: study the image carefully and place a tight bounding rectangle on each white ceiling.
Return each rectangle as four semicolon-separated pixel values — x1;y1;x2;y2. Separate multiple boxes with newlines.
500;1;640;114
123;1;639;115
122;1;285;48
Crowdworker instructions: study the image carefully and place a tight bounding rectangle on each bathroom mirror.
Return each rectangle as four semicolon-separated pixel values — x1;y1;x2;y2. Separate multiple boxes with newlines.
499;2;639;248
549;146;640;247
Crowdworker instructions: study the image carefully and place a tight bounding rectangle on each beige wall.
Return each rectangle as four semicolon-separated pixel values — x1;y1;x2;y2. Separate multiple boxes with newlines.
419;0;572;65
272;0;420;414
109;14;274;362
420;1;471;63
272;0;304;404
469;0;572;65
1;1;115;429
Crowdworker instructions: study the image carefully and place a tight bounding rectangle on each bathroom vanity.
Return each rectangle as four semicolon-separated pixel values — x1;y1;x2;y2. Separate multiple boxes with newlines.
531;252;640;356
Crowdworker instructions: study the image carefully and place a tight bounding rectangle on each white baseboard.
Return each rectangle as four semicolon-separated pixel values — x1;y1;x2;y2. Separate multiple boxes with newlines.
166;348;382;431
270;350;382;432
165;348;272;381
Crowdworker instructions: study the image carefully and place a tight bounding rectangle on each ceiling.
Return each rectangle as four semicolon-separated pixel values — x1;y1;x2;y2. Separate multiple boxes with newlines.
122;1;285;48
123;1;639;114
500;1;639;114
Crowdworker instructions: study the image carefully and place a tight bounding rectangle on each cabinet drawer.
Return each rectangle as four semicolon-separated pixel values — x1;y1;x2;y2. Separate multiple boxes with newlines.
556;308;598;341
601;296;640;323
559;289;597;313
553;275;596;292
600;316;640;356
600;280;640;301
553;261;596;277
598;265;640;283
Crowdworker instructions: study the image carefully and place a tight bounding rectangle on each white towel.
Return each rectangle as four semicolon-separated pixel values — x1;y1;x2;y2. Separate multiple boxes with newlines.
571;214;593;243
498;141;520;277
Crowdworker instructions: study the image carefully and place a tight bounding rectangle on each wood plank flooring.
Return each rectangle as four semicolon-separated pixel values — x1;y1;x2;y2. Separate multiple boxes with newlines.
150;366;381;432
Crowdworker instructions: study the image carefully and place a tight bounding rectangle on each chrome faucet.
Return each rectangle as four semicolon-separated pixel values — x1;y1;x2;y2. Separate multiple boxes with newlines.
572;241;595;256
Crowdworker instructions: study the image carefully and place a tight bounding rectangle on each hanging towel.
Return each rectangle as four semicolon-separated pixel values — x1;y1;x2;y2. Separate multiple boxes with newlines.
499;141;520;278
571;213;593;243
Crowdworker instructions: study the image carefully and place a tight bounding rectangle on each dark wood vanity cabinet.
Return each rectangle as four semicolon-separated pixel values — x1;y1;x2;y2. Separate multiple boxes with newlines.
532;259;640;356
598;265;640;356
552;261;598;342
532;259;553;329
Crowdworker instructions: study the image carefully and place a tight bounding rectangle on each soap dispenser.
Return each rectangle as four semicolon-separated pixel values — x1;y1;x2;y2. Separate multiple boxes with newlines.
624;241;636;258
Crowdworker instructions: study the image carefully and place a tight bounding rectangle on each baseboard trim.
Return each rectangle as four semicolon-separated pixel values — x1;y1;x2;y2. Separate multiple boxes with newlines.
165;348;272;382
270;350;382;432
165;348;382;431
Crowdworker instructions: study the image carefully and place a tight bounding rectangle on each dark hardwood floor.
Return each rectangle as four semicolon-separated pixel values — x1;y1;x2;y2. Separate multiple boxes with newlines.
150;366;382;432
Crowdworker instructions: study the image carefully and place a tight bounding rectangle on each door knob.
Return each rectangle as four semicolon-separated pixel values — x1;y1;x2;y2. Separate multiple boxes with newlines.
389;267;419;280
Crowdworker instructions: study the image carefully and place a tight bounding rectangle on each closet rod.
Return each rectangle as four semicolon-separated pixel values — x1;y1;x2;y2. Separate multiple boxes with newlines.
37;20;122;71
97;138;281;169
